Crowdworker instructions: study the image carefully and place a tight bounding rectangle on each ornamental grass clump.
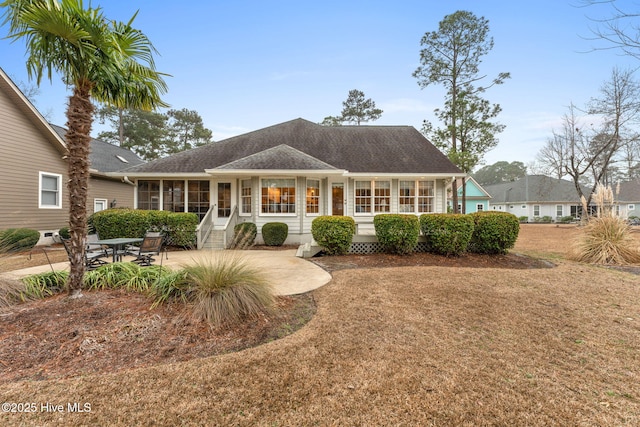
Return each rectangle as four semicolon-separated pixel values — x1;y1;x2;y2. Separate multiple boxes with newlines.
181;254;275;328
570;184;640;265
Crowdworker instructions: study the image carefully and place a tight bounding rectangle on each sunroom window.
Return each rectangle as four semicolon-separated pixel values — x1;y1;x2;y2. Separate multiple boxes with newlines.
399;180;434;214
306;179;320;214
261;178;296;214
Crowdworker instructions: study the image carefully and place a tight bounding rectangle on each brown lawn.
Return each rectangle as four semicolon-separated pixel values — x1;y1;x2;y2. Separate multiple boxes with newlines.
0;224;639;426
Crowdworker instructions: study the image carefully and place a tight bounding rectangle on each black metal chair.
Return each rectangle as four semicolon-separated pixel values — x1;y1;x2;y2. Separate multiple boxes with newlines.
125;233;165;266
86;233;114;258
61;237;110;270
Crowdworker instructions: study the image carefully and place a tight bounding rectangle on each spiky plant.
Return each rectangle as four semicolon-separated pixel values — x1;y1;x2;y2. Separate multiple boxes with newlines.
181;254;275;328
570;183;640;265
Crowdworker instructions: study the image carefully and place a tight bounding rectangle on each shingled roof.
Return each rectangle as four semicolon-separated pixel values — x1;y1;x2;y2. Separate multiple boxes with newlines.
121;118;462;175
483;175;590;203
50;124;145;172
617;179;640;202
214;144;341;171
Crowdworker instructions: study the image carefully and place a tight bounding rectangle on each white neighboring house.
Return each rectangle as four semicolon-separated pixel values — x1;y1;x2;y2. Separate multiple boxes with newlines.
616;179;640;219
483;175;593;222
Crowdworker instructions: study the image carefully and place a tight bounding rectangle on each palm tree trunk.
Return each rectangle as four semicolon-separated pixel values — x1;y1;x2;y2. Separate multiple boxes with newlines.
65;81;94;298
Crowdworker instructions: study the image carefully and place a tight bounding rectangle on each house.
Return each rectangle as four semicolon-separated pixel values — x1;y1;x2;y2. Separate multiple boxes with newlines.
450;177;492;213
616;179;640;219
483;175;592;222
0;67;143;244
114;118;465;248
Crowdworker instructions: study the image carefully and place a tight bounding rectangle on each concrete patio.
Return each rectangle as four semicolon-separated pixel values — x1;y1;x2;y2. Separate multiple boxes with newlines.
1;249;332;296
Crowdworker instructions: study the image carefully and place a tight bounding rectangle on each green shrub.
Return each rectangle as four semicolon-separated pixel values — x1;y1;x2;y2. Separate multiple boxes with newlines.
373;214;420;255
165;212;198;248
261;222;288;246
89;209;197;247
311;216;356;255
420;214;474;256
90;208;152;238
468;211;520;254
58;226;70;239
0;228;41;252
518;216;528;223
560;216;575;224
180;254;275;328
229;222;257;249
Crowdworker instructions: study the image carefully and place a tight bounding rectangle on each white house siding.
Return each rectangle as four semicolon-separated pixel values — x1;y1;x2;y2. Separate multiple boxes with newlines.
491;202;579;221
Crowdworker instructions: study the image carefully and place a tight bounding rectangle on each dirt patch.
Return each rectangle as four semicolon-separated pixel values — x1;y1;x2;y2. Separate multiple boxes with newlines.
0;290;315;383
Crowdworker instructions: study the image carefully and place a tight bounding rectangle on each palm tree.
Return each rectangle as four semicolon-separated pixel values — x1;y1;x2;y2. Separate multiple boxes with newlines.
2;0;167;297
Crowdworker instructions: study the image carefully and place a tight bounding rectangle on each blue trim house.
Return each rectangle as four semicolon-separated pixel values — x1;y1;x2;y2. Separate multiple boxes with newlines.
451;177;491;213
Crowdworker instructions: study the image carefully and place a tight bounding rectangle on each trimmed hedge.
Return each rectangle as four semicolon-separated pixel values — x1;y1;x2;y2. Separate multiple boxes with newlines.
261;222;288;246
420;214;475;256
311;216;356;255
373;214;420;255
230;222;257;249
89;209;197;247
58;226;71;239
164;213;198;248
0;228;41;252
468;211;520;254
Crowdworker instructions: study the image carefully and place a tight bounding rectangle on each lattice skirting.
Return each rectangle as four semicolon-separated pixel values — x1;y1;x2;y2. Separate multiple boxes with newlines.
348;241;430;255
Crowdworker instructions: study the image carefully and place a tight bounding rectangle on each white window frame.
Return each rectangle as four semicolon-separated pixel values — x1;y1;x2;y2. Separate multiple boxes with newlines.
628;204;636;210
240;179;252;216
306;179;320;216
354;180;391;215
39;171;62;209
534;205;540;217
556;205;563;217
260;177;296;216
476;203;484;212
94;198;108;213
398;180;435;214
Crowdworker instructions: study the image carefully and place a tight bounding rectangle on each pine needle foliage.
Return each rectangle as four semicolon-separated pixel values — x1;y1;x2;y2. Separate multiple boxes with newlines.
570;183;640;265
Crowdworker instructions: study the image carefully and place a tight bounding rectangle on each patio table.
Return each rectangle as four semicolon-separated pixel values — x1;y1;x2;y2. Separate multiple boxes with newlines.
94;238;143;262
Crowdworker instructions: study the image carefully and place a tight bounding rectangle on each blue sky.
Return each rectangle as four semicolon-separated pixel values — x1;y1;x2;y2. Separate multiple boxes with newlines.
1;0;638;168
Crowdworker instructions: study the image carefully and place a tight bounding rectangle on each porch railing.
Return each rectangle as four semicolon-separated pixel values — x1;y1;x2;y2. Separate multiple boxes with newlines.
195;205;215;250
222;205;239;248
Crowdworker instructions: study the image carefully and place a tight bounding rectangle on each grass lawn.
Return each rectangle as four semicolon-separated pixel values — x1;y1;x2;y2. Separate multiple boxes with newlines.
1;224;639;426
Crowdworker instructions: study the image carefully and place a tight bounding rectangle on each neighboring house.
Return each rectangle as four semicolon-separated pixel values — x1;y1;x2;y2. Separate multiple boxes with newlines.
616;179;640;219
114;118;465;247
483;175;592;222
0;67;143;244
449;177;491;213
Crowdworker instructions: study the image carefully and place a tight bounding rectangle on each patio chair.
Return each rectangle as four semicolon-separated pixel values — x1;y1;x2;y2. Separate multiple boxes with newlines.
125;233;165;267
61;237;110;270
86;233;114;258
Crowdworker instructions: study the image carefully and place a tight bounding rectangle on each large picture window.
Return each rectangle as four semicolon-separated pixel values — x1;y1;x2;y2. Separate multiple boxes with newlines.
355;180;391;213
39;172;62;209
306;179;320;214
261;178;296;214
399;180;434;213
